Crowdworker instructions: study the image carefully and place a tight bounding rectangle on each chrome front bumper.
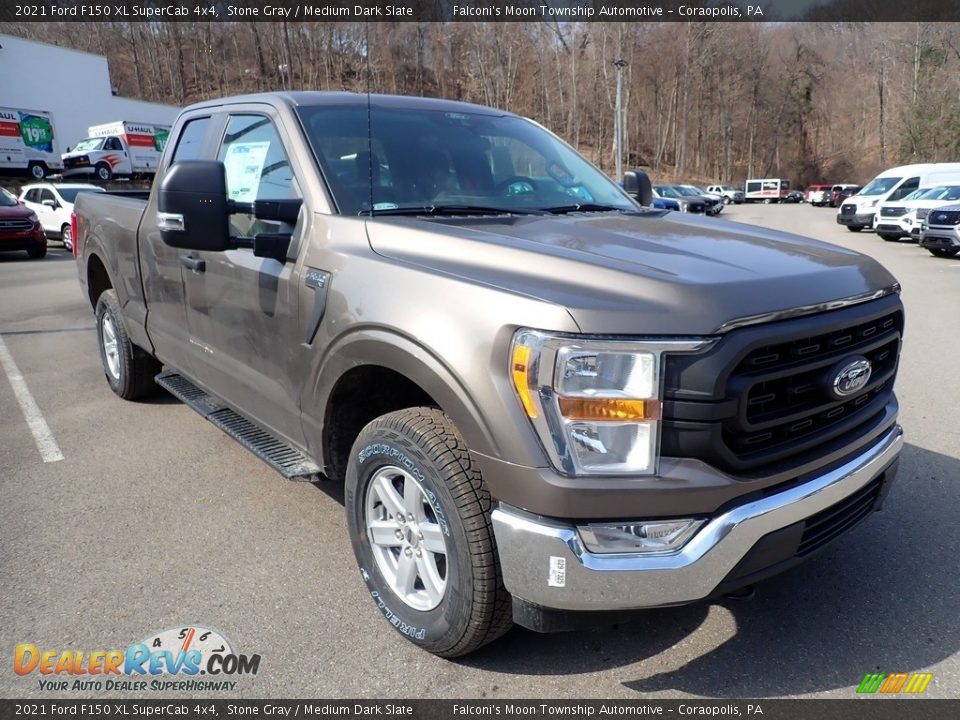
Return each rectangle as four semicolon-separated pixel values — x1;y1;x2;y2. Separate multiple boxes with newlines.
491;425;903;611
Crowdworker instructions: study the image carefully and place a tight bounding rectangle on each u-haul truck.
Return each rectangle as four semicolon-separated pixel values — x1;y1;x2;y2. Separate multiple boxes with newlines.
62;121;170;181
0;107;64;179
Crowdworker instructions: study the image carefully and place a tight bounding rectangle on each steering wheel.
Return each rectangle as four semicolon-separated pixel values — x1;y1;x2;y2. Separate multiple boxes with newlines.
496;175;539;195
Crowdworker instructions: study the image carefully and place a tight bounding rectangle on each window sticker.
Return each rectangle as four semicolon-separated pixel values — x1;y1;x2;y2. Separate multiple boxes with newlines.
222;141;270;203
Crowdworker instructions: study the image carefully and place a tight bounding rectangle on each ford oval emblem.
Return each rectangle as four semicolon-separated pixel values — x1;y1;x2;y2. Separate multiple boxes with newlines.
830;356;872;399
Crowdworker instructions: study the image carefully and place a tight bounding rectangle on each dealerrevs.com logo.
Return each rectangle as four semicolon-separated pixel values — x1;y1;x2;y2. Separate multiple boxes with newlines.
14;625;261;692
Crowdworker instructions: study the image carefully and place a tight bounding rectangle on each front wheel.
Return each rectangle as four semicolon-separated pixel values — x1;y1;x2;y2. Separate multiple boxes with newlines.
95;163;112;182
95;289;160;400
27;245;47;259
929;248;960;258
346;407;512;657
878;233;902;242
847;225;863;233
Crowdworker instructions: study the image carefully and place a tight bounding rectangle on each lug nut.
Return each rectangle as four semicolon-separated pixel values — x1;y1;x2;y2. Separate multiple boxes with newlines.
415;549;422;558
404;547;413;557
407;513;415;522
395;529;403;540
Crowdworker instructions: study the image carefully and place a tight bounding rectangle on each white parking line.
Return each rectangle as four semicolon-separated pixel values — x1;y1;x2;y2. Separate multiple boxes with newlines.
0;334;64;463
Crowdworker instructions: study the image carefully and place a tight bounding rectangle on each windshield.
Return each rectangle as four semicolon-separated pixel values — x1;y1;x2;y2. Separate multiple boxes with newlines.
55;187;105;203
0;188;18;207
901;189;927;201
72;138;105;152
919;185;960;201
295;105;637;215
654;185;682;199
673;186;702;197
859;176;901;196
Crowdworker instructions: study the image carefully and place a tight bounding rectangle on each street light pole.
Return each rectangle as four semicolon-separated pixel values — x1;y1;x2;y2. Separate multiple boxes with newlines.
612;59;628;182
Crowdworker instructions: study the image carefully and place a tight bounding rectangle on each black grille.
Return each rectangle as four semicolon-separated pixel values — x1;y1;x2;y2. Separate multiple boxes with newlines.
840;203;857;215
660;296;903;475
0;219;34;232
880;206;906;217
928;210;960;226
725;311;901;459
797;474;884;556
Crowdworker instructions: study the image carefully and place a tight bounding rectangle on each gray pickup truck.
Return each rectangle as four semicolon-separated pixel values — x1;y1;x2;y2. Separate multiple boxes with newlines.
75;92;904;657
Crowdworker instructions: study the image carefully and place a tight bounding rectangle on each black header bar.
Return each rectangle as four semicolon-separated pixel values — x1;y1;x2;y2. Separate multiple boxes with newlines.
3;0;960;23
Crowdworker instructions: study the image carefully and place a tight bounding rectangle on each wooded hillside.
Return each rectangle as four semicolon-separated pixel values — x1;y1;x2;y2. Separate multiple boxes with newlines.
8;21;960;185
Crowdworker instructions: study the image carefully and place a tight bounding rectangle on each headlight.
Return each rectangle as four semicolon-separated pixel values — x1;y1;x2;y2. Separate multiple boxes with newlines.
27;212;39;223
510;331;713;476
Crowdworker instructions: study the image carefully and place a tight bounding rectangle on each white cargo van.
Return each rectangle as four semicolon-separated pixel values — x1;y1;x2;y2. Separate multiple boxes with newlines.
836;163;960;232
62;121;171;181
0;107;64;179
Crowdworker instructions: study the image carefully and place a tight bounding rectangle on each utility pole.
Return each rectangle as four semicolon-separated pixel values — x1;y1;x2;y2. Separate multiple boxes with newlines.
613;59;627;182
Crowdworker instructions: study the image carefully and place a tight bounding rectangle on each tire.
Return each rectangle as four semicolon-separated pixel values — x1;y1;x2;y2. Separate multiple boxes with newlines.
763;198;772;204
847;225;863;233
61;224;72;252
28;162;48;180
878;233;901;242
929;248;960;258
95;163;112;182
722;196;731;205
346;407;512;657
27;245;47;259
95;289;160;400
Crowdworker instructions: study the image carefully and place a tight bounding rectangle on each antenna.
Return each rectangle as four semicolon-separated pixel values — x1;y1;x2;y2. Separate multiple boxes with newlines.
365;23;374;217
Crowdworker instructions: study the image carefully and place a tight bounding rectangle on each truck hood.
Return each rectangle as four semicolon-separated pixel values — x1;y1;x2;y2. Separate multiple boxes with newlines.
366;211;898;335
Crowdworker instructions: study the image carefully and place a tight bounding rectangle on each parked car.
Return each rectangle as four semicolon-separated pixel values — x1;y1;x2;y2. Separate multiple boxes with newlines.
75;91;904;658
653;185;707;214
919;204;960;257
705;184;744;204
829;184;860;208
0;186;47;259
838;163;960;232
784;190;804;203
805;184;833;206
678;185;723;215
19;183;105;251
873;186;960;242
650;188;681;211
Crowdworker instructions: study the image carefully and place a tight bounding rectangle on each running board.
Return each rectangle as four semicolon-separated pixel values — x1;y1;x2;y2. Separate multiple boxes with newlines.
155;371;321;481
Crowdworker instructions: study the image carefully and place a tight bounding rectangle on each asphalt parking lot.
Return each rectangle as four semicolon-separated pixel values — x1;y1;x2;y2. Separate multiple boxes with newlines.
1;203;958;700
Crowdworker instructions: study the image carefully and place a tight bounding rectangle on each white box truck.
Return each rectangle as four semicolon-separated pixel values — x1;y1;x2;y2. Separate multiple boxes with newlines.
62;121;170;181
0;106;64;179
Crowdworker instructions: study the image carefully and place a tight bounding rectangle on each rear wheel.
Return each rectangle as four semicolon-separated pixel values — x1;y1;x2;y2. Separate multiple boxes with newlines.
28;162;48;180
346;407;512;657
95;290;160;400
928;248;959;258
878;233;902;242
61;224;72;252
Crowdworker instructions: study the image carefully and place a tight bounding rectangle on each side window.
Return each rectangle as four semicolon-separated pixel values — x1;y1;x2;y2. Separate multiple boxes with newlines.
892;177;919;200
171;117;212;163
747;181;761;193
40;189;56;204
217;114;300;237
25;189;39;202
105;137;122;151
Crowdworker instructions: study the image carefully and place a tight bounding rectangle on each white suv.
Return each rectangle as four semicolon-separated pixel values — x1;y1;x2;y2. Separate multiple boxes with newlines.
19;183;104;251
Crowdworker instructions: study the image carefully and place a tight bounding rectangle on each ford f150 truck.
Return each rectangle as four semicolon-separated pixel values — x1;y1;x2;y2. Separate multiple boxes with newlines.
75;92;904;657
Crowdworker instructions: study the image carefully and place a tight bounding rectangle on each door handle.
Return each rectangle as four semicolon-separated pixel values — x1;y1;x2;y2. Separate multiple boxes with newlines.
179;255;205;273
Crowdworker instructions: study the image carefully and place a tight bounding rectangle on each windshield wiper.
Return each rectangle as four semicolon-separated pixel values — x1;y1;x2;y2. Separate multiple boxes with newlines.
368;204;545;217
540;203;626;214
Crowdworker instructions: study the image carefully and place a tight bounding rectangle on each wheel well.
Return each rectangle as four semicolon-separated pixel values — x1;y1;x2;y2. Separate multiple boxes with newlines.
323;365;437;482
87;254;112;309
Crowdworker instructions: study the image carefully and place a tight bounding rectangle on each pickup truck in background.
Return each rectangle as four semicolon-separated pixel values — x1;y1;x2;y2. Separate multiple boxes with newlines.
75;92;905;657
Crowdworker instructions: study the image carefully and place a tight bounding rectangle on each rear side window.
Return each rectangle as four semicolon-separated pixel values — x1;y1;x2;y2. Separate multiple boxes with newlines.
171;117;212;163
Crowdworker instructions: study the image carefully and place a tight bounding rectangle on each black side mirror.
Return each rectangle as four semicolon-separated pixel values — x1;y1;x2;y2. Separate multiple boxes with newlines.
623;169;653;207
157;160;231;251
